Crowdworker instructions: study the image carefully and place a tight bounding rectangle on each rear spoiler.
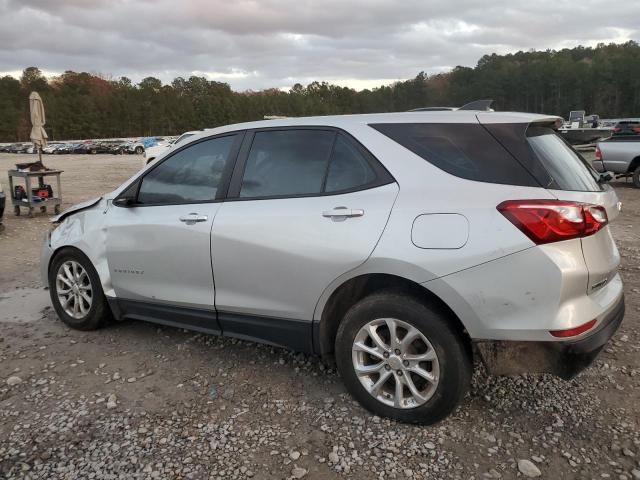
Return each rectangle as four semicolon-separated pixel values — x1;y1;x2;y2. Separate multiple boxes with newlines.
459;99;494;111
476;112;563;129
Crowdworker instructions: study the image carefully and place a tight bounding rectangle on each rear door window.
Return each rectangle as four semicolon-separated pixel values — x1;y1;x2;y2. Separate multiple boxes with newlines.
371;123;538;187
234;129;393;199
240;130;335;198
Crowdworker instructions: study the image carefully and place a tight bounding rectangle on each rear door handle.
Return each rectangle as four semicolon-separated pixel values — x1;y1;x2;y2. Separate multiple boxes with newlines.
179;213;208;223
322;207;364;218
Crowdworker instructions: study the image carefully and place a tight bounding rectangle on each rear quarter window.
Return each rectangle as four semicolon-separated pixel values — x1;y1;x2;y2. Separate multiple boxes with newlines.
525;126;602;192
370;123;539;187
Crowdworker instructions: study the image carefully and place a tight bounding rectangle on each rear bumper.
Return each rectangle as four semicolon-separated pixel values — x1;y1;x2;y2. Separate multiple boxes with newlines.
556;293;625;377
477;294;625;379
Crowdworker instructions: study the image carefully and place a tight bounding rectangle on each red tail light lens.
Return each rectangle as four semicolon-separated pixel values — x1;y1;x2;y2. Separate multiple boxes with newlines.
613;127;621;132
497;200;608;245
632;127;640;133
594;146;602;160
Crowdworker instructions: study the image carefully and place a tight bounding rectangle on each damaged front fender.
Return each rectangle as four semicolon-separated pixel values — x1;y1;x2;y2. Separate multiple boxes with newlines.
44;199;114;297
52;196;102;223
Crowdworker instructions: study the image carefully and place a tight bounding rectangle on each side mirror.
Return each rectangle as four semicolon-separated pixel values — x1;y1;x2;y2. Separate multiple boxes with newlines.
113;196;136;207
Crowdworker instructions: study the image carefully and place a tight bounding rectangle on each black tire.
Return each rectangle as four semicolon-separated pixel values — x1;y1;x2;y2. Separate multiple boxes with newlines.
48;248;111;331
335;291;472;425
632;165;640;188
135;146;144;155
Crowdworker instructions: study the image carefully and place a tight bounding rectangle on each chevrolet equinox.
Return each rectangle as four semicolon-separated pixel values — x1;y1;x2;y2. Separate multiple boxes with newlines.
42;110;625;424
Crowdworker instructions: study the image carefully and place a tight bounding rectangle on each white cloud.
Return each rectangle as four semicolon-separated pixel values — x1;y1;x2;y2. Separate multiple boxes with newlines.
0;0;637;90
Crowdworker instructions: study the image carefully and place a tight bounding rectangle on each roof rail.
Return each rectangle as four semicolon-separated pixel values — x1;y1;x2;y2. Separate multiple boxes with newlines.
408;107;455;112
459;99;494;111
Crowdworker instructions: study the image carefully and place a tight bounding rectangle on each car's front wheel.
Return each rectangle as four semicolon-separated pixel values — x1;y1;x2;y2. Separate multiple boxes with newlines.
335;292;471;424
49;248;111;330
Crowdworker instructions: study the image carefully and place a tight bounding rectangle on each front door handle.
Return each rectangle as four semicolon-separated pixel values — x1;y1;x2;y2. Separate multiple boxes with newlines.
322;207;364;218
179;213;208;224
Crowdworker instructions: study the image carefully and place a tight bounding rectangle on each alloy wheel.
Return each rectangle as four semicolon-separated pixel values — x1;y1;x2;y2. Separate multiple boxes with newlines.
352;318;440;409
56;260;93;319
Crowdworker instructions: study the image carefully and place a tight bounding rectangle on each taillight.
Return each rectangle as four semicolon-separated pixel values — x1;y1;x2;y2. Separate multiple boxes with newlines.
632;127;640;133
594;146;602;160
613;127;621;132
497;200;608;245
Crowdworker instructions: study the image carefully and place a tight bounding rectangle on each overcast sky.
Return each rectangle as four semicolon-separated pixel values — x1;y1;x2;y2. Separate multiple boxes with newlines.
0;0;638;91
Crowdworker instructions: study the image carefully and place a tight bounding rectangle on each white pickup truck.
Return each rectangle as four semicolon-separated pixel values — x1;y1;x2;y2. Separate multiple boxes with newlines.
595;137;640;188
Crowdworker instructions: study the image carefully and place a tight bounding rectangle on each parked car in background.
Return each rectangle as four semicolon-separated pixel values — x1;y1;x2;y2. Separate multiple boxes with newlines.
43;143;65;154
143;131;199;165
595;136;640;187
92;142;117;154
106;141;129;155
6;143;30;153
43;110;624;424
123;137;157;155
56;143;75;154
612;120;640;136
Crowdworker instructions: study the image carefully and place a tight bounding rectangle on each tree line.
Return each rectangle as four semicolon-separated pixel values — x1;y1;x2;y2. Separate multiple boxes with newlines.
1;41;639;142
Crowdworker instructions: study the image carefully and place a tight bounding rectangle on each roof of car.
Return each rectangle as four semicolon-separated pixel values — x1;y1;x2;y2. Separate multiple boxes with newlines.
201;110;562;137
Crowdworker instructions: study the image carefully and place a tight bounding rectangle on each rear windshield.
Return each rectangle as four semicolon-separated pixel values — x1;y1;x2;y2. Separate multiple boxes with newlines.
370;123;539;187
525;126;602;192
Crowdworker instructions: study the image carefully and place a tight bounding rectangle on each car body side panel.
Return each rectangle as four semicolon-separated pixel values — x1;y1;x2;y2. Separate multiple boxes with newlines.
212;183;399;321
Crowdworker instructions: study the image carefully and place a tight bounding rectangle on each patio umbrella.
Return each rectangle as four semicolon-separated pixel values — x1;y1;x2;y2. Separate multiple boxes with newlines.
29;91;48;164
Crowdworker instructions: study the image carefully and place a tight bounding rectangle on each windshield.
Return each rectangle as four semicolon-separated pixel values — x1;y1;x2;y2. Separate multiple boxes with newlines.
526;126;602;192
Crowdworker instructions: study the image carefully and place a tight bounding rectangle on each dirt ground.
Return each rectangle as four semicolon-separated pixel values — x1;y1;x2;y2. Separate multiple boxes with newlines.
0;152;639;480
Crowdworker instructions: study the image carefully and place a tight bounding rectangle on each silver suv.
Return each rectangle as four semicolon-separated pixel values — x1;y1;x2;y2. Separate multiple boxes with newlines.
41;111;625;424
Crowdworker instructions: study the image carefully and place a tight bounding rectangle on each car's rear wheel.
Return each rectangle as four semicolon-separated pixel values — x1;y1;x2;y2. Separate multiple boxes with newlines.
135;146;144;155
335;292;471;424
49;248;110;330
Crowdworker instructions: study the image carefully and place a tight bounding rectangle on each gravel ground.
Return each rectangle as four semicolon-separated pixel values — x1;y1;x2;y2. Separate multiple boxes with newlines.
0;153;639;480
